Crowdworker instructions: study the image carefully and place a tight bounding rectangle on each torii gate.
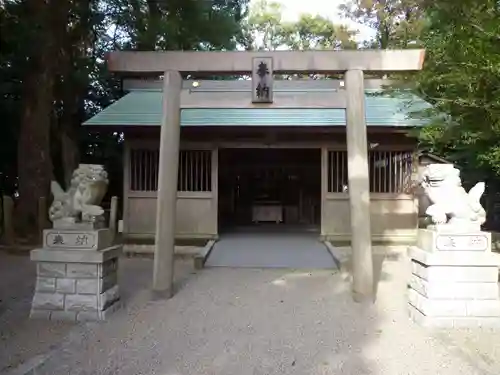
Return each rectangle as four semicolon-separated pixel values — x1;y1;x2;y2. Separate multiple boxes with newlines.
107;49;425;302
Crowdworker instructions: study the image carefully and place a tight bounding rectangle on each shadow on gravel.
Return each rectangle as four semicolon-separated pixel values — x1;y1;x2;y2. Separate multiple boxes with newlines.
30;263;384;375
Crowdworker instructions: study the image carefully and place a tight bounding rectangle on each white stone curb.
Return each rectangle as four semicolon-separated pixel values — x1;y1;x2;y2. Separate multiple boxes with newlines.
194;240;216;269
122;244;201;257
323;241;347;271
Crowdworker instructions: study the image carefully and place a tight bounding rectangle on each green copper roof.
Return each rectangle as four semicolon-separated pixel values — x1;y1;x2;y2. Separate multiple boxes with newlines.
83;90;431;127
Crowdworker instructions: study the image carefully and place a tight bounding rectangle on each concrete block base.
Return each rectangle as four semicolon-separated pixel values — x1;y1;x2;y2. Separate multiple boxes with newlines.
408;233;500;328
29;245;122;322
408;304;500;328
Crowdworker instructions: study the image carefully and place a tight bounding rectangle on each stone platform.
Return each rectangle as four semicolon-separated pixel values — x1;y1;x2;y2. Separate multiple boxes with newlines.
408;229;500;328
30;228;121;322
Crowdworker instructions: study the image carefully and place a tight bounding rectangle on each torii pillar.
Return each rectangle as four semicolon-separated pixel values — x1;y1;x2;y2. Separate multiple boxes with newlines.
106;49;425;302
345;69;373;302
152;71;182;297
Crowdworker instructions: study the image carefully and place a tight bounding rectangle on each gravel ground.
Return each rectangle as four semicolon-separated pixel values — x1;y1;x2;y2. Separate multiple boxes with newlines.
0;253;75;373
0;251;196;374
3;249;500;375
25;252;500;375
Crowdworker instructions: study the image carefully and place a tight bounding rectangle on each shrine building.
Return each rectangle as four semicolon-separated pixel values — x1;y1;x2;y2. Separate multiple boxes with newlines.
83;50;430;245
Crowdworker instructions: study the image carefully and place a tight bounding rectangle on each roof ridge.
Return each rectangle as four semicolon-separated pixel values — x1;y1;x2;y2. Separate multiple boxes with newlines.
83;91;431;127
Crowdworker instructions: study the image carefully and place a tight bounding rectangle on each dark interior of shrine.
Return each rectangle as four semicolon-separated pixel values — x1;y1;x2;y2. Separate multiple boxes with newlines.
218;148;321;232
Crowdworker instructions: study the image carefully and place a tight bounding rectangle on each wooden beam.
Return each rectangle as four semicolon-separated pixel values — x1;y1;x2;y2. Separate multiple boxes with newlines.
108;50;425;75
180;90;347;109
123;78;396;91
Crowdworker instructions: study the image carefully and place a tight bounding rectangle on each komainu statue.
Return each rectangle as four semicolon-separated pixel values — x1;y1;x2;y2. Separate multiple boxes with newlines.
48;164;108;228
421;164;486;231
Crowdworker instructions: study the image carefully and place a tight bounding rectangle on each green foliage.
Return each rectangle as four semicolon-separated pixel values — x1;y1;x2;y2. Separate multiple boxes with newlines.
110;0;249;51
340;0;500;182
244;0;285;50
283;14;357;50
245;0;357;51
0;0;249;234
414;0;500;178
339;0;425;48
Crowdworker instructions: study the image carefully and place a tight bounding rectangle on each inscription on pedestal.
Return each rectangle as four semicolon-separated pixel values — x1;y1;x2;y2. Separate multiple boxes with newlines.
45;231;97;250
435;234;488;251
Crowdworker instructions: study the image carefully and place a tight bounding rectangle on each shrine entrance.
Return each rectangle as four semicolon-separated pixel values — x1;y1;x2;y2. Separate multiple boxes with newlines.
218;148;321;233
105;48;426;300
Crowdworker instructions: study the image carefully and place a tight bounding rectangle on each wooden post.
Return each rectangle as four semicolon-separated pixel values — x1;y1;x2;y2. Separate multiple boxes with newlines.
37;197;47;244
153;70;182;298
345;69;374;302
320;147;328;237
2;195;14;245
109;196;118;241
211;148;219;236
122;142;131;235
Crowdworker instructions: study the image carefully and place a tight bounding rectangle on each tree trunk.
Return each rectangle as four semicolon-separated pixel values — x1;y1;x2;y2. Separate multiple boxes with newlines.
17;77;54;238
61;130;80;188
59;0;93;187
16;0;69;238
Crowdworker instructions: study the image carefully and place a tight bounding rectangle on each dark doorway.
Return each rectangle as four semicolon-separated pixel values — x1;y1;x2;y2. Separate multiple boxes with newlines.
218;148;321;233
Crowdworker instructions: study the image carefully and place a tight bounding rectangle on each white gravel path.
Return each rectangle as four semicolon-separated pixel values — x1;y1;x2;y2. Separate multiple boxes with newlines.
0;252;196;374
0;253;75;373
23;251;500;375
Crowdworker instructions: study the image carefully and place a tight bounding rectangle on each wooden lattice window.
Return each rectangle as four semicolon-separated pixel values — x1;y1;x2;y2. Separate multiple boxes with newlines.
177;150;212;192
369;151;413;193
327;150;413;193
129;149;212;192
327;151;348;193
130;149;159;192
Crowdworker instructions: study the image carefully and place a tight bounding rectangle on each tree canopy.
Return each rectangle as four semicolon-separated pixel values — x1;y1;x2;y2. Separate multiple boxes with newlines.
339;0;425;48
0;0;250;238
2;0;500;238
246;0;357;51
339;0;500;184
414;0;500;181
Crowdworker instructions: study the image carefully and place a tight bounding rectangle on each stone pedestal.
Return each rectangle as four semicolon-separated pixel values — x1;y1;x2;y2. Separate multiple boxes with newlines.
408;229;500;328
30;228;121;322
